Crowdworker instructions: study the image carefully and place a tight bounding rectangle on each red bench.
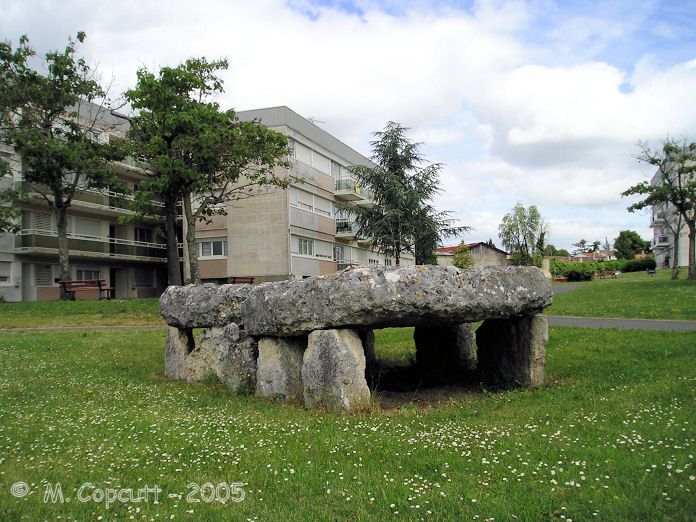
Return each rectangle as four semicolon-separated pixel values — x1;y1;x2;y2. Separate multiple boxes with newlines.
228;276;254;285
599;270;617;279
58;279;114;300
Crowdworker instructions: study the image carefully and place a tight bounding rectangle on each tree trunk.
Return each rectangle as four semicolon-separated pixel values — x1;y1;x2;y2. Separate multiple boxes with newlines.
688;221;695;281
671;215;681;280
183;193;200;284
55;207;71;300
164;194;182;286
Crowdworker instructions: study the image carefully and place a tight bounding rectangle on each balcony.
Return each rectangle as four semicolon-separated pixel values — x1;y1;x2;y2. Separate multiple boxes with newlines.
334;178;374;204
652;236;672;250
14;229;167;262
335;218;359;239
15;181;165;216
650;212;667;228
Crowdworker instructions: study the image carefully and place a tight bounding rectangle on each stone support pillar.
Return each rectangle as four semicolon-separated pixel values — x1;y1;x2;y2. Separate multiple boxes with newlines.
476;315;548;387
255;337;305;402
302;329;371;412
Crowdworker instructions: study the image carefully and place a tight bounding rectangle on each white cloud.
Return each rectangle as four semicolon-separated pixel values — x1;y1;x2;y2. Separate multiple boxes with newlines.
2;0;692;252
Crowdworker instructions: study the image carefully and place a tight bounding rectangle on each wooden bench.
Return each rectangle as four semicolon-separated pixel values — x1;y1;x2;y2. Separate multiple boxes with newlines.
599;270;617;279
58;279;114;300
229;276;254;285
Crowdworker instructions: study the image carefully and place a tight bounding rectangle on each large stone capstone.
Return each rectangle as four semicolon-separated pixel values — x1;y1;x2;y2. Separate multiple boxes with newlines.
159;283;253;328
242;265;552;337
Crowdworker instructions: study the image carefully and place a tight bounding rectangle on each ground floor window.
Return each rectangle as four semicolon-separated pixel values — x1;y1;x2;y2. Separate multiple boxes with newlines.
0;261;9;283
299;238;314;257
76;267;101;281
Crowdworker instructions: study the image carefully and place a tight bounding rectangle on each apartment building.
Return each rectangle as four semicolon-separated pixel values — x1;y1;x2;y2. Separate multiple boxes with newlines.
191;106;414;283
0;105;168;302
650;168;690;269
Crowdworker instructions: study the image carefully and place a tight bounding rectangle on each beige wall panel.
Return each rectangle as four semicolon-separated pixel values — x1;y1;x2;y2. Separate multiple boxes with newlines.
292;256;320;277
317;216;335;236
36;287;60;301
319;260;337;275
199;259;228;279
316;172;335;193
197;214;226;231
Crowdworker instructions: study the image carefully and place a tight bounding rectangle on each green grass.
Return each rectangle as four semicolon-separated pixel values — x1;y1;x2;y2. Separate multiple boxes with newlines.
0;327;694;520
547;270;696;320
0;298;164;328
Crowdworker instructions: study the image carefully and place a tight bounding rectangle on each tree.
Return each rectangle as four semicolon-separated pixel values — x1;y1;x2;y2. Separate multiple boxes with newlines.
452;240;475;269
0;33;126;296
623;139;696;279
572;239;588;255
591;240;601;253
498;203;546;266
125;58;291;284
556;248;570;257
342;122;466;265
613;230;649;260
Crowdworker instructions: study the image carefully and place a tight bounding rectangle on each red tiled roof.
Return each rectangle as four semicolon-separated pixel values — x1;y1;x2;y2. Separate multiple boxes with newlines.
437;243;478;254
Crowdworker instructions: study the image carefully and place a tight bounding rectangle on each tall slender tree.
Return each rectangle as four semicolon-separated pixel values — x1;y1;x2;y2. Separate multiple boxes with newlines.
342;122;466;265
125;58;290;284
498;203;546;266
0;33;126;296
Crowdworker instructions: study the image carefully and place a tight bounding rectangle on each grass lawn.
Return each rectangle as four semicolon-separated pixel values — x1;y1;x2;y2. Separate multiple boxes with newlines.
1;326;694;520
547;270;696;320
0;298;164;329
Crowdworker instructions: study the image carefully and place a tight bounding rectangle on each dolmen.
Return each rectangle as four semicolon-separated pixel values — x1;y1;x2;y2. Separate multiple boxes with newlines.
160;265;553;412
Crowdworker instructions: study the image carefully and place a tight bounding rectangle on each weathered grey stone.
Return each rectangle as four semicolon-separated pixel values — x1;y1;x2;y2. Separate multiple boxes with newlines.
476;315;548;387
302;329;371;412
414;323;477;384
255;337;305;402
159;283;253;328
165;327;193;379
168;324;258;392
242;265;553;337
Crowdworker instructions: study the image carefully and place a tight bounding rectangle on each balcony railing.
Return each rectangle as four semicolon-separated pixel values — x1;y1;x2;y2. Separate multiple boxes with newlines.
334;178;374;202
14;229;167;260
15;181;165;212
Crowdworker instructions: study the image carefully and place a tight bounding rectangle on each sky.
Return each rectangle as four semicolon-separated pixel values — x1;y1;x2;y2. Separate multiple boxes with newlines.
2;0;696;251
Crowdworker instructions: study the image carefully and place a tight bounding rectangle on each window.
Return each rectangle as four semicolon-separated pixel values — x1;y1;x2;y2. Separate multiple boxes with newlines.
312;152;330;175
331;161;342;180
76;267;101;281
135;268;154;287
384;259;392;266
134;228;153;244
35;264;54;285
294;141;312;165
0;261;9;284
333;245;344;262
297;190;313;211
368;258;379;265
298;238;314;256
74;217;101;238
197;239;227;258
314;196;332;217
315;240;332;259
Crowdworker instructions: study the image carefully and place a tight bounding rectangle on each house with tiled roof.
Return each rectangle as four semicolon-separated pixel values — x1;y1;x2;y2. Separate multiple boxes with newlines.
436;242;509;267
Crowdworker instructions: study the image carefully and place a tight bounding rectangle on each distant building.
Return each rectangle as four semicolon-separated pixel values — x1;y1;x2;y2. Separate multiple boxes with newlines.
650;169;690;269
436;242;509;267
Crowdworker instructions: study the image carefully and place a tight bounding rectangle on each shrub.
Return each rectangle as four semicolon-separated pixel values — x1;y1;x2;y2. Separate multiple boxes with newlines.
550;258;572;277
622;258;657;272
565;262;597;281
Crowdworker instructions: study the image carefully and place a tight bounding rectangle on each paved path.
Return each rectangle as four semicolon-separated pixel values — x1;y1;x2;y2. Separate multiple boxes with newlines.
544;315;696;332
2;318;696;333
0;325;168;333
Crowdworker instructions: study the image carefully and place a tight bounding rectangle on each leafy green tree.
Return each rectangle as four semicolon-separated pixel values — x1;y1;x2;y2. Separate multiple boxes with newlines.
591;240;601;253
125;58;290;284
0;33;127;296
543;244;558;256
498;203;546;266
572;239;588;255
342;122;466;265
452;240;475;269
623;139;696;279
556;248;570;257
613;230;649;260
